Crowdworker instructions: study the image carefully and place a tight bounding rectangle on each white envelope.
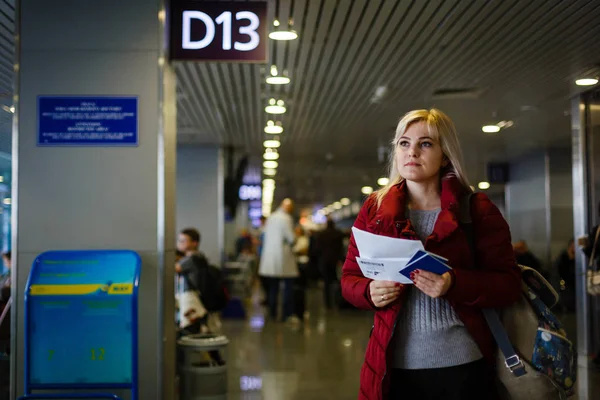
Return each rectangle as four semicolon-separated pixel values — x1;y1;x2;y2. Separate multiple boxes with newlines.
352;226;424;258
356;257;414;284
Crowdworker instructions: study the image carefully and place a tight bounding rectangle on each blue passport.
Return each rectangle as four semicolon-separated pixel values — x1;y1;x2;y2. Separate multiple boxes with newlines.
400;250;451;279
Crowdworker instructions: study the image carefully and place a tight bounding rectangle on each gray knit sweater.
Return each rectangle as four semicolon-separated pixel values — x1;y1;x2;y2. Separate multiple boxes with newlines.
390;208;482;369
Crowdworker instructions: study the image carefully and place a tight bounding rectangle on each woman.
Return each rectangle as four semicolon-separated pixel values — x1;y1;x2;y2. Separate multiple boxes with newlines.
341;109;521;400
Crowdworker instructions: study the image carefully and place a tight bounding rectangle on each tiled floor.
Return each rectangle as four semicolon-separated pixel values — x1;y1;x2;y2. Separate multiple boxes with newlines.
222;286;373;400
221;286;600;400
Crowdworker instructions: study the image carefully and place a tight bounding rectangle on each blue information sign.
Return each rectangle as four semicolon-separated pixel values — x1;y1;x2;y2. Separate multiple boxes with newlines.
22;250;140;400
38;96;138;146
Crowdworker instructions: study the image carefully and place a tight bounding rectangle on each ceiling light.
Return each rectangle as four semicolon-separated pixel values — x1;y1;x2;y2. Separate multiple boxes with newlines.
266;76;290;85
269;30;298;41
3;198;10;205
361;186;373;195
263;160;278;169
263;168;276;176
482;125;501;133
341;198;350;206
576;78;598;86
263;178;275;186
0;176;3;183
264;120;283;134
333;202;342;209
377;177;389;186
478;181;490;190
273;20;280;27
263;151;279;161
263;140;280;148
265;98;286;114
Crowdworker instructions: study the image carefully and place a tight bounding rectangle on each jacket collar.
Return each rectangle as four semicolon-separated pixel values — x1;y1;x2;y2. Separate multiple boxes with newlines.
374;175;469;243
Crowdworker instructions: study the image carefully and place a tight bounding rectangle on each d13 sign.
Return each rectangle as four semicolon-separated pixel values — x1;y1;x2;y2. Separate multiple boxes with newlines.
171;1;268;62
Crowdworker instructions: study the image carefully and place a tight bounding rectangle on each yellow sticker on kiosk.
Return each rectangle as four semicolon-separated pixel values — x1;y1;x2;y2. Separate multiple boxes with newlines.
30;283;133;295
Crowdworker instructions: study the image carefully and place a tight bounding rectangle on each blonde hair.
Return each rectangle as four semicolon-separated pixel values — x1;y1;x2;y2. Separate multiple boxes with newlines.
374;108;471;208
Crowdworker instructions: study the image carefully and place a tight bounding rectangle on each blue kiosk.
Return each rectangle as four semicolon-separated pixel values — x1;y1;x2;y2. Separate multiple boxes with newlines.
19;250;141;400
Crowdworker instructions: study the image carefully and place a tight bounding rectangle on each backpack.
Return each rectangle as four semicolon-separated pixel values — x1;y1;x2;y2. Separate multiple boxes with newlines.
460;193;576;399
187;255;229;312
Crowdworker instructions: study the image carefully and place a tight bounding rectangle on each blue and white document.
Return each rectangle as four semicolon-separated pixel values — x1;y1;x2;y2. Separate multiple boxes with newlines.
352;227;451;284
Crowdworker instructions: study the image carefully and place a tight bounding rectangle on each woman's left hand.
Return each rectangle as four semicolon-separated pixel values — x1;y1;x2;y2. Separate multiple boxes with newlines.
411;270;452;298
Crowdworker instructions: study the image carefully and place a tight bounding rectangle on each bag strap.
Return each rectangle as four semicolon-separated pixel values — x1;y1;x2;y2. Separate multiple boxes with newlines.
460;193;527;378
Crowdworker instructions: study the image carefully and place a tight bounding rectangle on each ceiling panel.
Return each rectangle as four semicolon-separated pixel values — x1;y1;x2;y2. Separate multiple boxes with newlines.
174;0;600;207
0;1;598;207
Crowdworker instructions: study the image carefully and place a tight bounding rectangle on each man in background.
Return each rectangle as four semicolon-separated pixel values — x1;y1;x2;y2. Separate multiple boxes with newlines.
259;199;298;322
316;218;344;309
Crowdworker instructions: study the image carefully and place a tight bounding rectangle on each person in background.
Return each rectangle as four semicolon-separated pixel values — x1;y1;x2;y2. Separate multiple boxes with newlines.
316;218;344;309
554;239;576;313
176;228;222;334
258;199;298;322
235;228;253;258
341;109;520;399
578;201;600;367
292;225;310;322
579;201;600;261
256;216;270;305
513;240;545;276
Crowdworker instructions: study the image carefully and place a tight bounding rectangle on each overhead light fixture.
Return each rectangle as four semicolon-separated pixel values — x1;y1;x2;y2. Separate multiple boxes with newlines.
266;76;290;85
333;202;342;209
0;176;4;183
263;140;280;148
361;186;373;195
482;125;501;133
496;120;514;129
273;20;280;27
263;178;275;186
576;78;598;86
3;198;10;205
269;30;298;41
377;177;389;186
264;120;283;134
263;150;279;160
265;98;286;114
263;168;277;176
263;160;278;169
478;181;491;190
340;198;350;206
266;65;290;84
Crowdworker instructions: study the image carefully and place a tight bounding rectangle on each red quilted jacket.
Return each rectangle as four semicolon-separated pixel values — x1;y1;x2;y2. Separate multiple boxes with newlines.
341;177;521;400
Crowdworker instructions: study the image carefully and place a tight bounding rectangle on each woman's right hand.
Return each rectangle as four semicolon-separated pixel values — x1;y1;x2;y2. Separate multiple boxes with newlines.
370;280;403;308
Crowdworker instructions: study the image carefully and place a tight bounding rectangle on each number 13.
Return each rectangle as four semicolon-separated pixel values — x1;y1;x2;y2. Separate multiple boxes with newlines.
182;11;260;52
